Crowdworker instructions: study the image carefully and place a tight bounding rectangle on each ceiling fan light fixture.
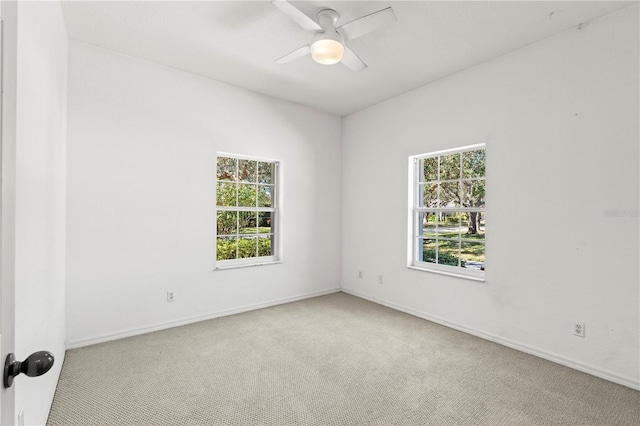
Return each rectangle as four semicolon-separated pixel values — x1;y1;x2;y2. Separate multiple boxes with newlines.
273;1;397;71
311;37;344;65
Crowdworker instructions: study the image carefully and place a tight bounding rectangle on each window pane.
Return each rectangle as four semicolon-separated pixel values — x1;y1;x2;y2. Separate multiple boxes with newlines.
440;153;460;180
420;212;436;238
422;157;438;182
421;183;438;208
437;239;461;267
258;212;273;234
216;211;237;235
238;211;256;234
420;238;437;264
216;182;237;207
238;237;257;259
439;182;460;207
461;180;485;208
462;149;485;179
462;212;485;238
258;185;273;207
238;184;257;207
216;237;237;261
461;241;485;270
437;212;462;238
258;162;273;184
216;157;237;181
238;159;257;183
258;235;273;257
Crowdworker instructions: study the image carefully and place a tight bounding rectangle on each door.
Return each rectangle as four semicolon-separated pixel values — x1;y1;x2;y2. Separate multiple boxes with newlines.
0;1;18;424
0;13;3;426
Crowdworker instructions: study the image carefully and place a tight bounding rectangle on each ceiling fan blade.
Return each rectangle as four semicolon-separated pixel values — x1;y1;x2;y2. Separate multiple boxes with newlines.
272;0;322;32
341;46;367;72
336;7;396;40
275;45;311;64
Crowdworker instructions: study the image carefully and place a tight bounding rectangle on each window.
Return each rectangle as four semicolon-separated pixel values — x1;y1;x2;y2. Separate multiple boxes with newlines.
216;154;279;267
409;144;485;280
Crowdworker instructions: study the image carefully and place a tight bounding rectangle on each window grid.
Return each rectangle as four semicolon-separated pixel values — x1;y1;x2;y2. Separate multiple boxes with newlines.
411;144;485;278
216;155;279;265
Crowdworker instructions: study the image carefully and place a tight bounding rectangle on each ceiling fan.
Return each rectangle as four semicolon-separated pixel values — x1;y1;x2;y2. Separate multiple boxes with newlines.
272;0;397;72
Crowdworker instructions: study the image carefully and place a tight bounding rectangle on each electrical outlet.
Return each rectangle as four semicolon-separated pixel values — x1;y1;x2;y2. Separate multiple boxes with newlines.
358;271;363;279
167;291;175;302
378;275;383;284
573;322;585;337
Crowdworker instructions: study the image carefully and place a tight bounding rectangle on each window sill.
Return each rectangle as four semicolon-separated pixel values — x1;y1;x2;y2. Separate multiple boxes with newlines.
407;265;485;282
213;260;283;271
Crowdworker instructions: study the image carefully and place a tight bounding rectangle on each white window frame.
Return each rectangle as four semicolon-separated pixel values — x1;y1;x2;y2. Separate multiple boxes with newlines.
408;143;486;281
215;153;281;269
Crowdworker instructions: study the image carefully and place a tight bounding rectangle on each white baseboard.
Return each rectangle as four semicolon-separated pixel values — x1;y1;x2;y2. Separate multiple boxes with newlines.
342;288;640;391
66;288;341;350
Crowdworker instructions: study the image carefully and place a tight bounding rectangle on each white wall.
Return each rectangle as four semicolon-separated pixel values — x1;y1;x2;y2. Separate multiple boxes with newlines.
14;1;67;425
66;42;342;346
341;5;639;388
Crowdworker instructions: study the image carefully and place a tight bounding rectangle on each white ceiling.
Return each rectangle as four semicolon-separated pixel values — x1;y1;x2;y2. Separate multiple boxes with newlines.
61;1;633;116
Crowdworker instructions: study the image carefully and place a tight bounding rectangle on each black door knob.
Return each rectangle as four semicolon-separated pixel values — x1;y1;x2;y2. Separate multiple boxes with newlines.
3;351;54;388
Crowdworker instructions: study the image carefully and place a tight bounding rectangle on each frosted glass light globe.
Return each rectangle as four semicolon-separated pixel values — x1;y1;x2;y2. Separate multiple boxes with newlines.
310;39;344;65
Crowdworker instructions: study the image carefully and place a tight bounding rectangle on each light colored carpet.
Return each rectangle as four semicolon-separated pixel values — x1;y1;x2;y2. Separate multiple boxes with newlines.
48;292;639;425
